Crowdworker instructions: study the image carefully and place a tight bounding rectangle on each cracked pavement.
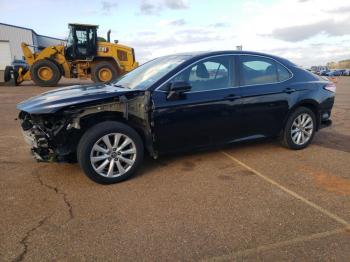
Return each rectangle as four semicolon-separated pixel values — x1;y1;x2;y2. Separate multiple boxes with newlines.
37;170;74;224
0;78;349;261
13;216;50;262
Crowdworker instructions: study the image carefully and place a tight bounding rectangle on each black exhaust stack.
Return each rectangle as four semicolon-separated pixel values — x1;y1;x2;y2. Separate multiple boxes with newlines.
107;30;111;42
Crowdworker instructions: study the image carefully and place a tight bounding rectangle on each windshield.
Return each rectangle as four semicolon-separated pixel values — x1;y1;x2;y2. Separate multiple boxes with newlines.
113;55;191;89
66;27;74;48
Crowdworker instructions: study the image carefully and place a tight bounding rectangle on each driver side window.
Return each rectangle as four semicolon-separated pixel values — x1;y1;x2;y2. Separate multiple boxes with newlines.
172;56;232;92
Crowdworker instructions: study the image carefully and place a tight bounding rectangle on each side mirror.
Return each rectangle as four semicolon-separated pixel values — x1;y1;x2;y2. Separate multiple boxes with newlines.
170;81;192;92
167;81;191;100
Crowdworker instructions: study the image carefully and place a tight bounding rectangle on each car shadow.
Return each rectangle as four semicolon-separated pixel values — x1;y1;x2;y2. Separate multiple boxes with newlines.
134;137;279;179
313;130;350;154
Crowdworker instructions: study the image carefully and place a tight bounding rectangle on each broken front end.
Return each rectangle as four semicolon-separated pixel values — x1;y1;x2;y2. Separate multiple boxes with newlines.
18;111;79;162
18;91;156;162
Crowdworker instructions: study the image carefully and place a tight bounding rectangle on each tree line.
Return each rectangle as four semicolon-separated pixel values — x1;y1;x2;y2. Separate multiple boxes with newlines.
327;59;350;69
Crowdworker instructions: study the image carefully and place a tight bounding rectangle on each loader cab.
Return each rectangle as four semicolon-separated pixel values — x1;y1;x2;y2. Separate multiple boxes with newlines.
65;24;98;60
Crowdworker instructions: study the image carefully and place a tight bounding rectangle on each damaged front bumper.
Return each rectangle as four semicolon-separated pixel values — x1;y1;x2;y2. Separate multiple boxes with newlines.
18;111;71;162
21;126;54;161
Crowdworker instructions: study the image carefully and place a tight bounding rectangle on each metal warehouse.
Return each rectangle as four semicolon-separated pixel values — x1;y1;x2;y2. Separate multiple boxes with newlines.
0;23;66;71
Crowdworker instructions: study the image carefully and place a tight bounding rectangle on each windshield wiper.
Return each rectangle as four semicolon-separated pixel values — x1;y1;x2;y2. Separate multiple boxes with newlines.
112;83;129;89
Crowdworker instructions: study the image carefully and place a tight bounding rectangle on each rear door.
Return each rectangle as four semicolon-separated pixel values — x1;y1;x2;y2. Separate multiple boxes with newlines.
238;55;293;137
151;55;243;153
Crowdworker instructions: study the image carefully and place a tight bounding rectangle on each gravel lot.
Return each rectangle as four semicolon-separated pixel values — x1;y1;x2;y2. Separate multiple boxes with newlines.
0;78;349;261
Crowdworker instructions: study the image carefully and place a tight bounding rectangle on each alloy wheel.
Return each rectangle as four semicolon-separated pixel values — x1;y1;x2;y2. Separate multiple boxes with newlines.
90;133;137;177
290;113;314;145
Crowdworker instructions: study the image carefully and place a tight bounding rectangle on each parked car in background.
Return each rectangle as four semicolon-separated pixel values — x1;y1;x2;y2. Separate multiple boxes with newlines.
320;70;330;76
343;69;350;76
338;69;346;76
11;59;28;70
310;66;328;75
4;59;29;83
17;51;336;184
327;70;343;76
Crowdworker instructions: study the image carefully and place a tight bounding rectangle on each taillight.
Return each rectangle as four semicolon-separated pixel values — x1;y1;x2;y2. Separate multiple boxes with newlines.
324;82;336;93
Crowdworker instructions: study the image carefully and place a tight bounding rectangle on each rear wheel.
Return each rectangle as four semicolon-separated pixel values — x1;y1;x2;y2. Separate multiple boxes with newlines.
281;107;316;150
30;59;61;87
91;61;118;83
77;121;144;184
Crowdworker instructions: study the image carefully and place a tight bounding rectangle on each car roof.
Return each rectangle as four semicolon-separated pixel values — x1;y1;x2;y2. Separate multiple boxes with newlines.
167;50;297;67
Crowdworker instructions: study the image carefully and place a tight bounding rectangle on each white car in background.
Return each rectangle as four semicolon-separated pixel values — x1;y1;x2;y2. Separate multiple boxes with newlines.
343;69;350;76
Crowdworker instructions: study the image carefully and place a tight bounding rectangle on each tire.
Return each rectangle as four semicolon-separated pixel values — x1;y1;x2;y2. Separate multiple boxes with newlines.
281;107;316;150
77;121;144;184
91;61;118;83
30;59;61;87
4;66;12;82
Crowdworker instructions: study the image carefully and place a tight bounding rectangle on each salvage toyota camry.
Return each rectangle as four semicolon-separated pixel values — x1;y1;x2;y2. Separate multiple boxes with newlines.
17;51;335;184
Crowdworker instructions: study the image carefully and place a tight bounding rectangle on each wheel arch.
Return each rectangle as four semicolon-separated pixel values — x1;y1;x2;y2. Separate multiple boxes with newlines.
77;111;148;153
285;99;320;130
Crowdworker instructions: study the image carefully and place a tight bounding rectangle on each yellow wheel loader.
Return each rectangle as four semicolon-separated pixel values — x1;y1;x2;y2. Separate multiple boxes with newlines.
7;24;138;87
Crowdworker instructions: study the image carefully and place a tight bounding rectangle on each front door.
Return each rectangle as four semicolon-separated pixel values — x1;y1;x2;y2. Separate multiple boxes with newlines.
151;55;243;153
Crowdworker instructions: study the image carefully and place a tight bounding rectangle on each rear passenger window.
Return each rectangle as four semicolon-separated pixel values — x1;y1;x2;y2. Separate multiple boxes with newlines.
277;63;291;81
240;56;278;85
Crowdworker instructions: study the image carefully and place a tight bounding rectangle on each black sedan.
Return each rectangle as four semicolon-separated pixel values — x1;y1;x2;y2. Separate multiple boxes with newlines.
17;51;335;184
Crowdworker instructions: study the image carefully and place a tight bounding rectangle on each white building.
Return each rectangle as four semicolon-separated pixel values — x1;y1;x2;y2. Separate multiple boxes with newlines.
0;23;66;71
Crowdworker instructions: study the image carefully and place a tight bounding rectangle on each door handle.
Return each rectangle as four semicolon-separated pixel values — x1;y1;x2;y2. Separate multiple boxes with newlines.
225;94;241;100
283;88;296;94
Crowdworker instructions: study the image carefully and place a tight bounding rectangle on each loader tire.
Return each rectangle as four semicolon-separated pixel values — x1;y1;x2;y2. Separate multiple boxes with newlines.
91;61;118;83
30;60;61;87
4;66;12;82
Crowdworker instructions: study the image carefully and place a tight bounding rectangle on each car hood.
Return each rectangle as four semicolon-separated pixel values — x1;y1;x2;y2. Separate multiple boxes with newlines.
17;83;135;114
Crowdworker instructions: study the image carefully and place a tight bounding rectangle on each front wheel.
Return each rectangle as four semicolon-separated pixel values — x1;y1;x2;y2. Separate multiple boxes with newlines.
77;121;144;184
281;107;316;150
91;61;118;83
30;59;61;87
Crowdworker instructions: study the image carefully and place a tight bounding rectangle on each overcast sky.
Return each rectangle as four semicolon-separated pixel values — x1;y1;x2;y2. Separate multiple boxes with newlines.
1;0;350;66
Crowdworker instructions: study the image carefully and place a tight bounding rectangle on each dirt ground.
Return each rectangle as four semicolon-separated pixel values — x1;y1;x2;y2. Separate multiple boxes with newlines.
0;77;349;261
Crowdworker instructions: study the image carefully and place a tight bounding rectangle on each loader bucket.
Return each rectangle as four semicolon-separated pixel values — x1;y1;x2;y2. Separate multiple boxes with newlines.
4;66;25;86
